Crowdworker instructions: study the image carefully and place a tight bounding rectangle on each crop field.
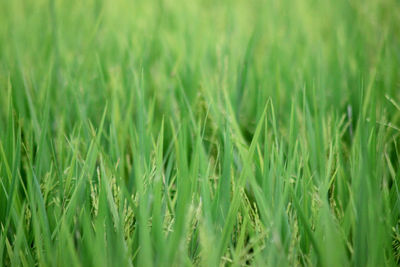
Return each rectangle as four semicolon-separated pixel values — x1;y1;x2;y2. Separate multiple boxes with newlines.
0;0;400;266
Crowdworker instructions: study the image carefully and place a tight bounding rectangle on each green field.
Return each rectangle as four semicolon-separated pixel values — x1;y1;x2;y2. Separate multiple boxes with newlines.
1;0;400;266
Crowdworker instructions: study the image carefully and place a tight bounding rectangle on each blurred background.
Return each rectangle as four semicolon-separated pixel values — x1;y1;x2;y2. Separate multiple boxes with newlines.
0;0;399;134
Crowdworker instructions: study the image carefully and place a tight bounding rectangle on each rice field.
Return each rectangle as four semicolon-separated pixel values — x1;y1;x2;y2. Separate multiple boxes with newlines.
1;0;400;266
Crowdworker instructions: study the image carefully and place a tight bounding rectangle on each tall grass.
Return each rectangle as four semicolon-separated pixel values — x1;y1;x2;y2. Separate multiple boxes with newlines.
0;0;400;266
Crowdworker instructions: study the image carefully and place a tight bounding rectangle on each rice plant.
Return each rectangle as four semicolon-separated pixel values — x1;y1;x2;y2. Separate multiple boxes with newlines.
0;0;400;266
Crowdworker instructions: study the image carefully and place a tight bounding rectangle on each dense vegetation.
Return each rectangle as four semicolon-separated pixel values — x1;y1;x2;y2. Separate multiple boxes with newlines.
1;0;400;266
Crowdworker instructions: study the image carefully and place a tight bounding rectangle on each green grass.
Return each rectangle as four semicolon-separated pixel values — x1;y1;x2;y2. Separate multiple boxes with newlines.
0;0;400;266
